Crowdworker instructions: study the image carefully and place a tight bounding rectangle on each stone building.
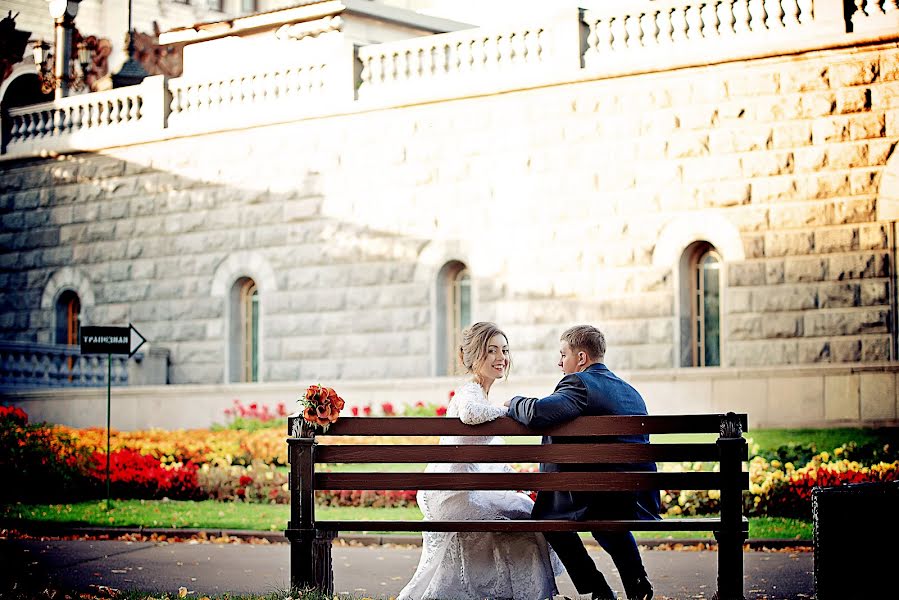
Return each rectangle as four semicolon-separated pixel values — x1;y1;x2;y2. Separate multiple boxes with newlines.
1;0;898;430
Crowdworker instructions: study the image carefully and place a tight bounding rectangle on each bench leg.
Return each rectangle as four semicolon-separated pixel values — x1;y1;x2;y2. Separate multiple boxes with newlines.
713;530;746;600
289;529;337;595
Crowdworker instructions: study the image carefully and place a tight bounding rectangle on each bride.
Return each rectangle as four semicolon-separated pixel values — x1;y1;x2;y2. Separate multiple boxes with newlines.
397;322;563;600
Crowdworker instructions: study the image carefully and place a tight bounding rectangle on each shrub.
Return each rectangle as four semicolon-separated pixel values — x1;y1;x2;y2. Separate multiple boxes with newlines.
211;399;289;432
197;460;289;503
84;449;203;500
0;413;93;503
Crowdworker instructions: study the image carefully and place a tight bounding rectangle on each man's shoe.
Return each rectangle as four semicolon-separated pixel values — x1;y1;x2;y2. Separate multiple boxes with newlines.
625;576;653;600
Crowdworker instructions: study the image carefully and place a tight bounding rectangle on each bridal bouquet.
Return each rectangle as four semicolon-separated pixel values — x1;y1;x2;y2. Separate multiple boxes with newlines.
298;384;345;432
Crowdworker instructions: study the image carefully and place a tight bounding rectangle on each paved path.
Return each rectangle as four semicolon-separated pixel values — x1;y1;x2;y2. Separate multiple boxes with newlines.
1;537;815;599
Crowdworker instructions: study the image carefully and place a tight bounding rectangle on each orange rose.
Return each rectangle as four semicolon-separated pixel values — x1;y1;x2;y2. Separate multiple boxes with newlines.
306;385;323;403
316;404;332;420
303;407;316;422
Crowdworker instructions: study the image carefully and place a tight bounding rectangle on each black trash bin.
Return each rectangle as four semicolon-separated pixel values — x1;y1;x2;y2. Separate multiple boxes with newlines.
813;480;899;600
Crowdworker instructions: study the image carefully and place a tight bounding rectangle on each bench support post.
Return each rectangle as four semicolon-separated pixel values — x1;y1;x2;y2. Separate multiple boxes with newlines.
289;529;337;595
714;412;747;600
287;420;335;594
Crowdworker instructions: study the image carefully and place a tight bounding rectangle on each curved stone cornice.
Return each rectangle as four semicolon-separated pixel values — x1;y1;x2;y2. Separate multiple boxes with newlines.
40;267;96;309
652;213;745;268
210;251;278;297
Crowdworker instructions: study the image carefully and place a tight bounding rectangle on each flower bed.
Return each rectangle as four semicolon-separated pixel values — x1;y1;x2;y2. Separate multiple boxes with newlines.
2;404;896;517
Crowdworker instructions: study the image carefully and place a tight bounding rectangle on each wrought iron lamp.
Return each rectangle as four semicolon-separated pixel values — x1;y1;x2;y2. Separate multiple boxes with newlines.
32;0;93;98
32;37;93;95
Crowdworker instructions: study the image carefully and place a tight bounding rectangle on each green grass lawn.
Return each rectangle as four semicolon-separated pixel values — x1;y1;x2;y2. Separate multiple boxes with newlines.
0;499;812;540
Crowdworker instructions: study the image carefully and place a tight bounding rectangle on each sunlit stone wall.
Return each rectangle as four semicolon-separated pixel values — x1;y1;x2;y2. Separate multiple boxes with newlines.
1;38;897;400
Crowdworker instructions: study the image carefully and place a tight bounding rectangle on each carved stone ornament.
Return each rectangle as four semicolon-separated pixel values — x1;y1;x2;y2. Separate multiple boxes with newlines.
275;16;343;41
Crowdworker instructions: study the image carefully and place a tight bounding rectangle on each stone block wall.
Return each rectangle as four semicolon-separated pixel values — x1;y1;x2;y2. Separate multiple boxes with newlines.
1;40;898;383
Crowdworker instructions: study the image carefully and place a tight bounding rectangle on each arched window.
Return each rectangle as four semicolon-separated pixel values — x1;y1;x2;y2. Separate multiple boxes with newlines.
436;261;472;375
229;277;259;382
679;243;721;367
55;290;80;346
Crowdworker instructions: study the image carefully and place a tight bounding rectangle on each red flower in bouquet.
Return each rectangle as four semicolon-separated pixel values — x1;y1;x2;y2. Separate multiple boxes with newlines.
298;384;345;432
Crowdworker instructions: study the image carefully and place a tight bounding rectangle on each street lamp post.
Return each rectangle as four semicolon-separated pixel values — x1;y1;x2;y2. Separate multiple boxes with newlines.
47;0;80;99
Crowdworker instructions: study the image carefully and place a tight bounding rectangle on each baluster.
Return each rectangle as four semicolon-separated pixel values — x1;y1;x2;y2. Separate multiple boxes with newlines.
508;31;523;65
9;114;21;142
609;16;627;50
267;72;278;103
625;13;643;48
420;45;433;77
380;54;394;85
497;33;513;67
440;42;453;76
796;0;812;24
671;7;689;42
290;66;304;98
749;0;769;31
225;77;240;108
685;3;704;40
133;96;143;122
38;110;50;137
780;0;800;27
864;0;885;15
765;0;785;28
63;106;72;133
371;55;384;86
451;39;466;73
306;65;318;94
184;82;195;113
97;100;108;127
733;0;751;33
169;85;180;118
717;0;737;34
53;107;65;136
656;8;674;44
534;29;546;62
73;354;82;384
395;50;408;82
206;79;219;108
70;103;81;131
359;56;372;89
408;49;422;80
482;35;498;71
640;10;661;47
110;98;122;125
702;1;721;38
34;112;45;138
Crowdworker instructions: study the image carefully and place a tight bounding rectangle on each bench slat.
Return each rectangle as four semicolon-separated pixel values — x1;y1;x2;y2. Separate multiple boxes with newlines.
302;518;750;533
315;443;729;463
296;414;748;437
316;471;748;491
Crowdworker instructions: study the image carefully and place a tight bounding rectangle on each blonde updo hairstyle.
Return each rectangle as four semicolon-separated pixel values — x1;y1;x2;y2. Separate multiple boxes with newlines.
458;321;512;379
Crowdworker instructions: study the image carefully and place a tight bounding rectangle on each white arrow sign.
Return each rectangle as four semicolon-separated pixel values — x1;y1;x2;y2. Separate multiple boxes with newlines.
129;323;147;357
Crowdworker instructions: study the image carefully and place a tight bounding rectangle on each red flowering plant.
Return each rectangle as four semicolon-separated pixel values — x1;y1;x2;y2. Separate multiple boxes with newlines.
298;384;345;432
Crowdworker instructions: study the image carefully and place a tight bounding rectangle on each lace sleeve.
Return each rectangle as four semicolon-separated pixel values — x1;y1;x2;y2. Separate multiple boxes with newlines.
455;383;507;425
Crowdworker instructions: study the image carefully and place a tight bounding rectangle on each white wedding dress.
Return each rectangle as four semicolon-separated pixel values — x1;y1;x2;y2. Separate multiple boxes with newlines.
397;381;563;600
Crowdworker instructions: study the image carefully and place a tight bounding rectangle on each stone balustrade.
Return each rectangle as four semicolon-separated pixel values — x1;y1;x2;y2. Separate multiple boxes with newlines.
4;76;166;157
0;341;131;389
582;0;814;59
1;0;896;159
166;57;344;132
357;10;583;101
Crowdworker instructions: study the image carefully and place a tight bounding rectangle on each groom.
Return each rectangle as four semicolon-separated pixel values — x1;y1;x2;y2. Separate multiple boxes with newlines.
506;325;659;600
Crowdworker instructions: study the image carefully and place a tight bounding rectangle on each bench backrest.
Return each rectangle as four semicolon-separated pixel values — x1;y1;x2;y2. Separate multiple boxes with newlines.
286;412;749;530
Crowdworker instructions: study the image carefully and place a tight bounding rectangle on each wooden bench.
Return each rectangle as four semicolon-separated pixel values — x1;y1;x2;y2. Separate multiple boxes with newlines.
286;412;749;600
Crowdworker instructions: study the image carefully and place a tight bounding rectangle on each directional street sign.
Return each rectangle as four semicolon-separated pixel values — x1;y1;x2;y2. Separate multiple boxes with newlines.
80;323;147;357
